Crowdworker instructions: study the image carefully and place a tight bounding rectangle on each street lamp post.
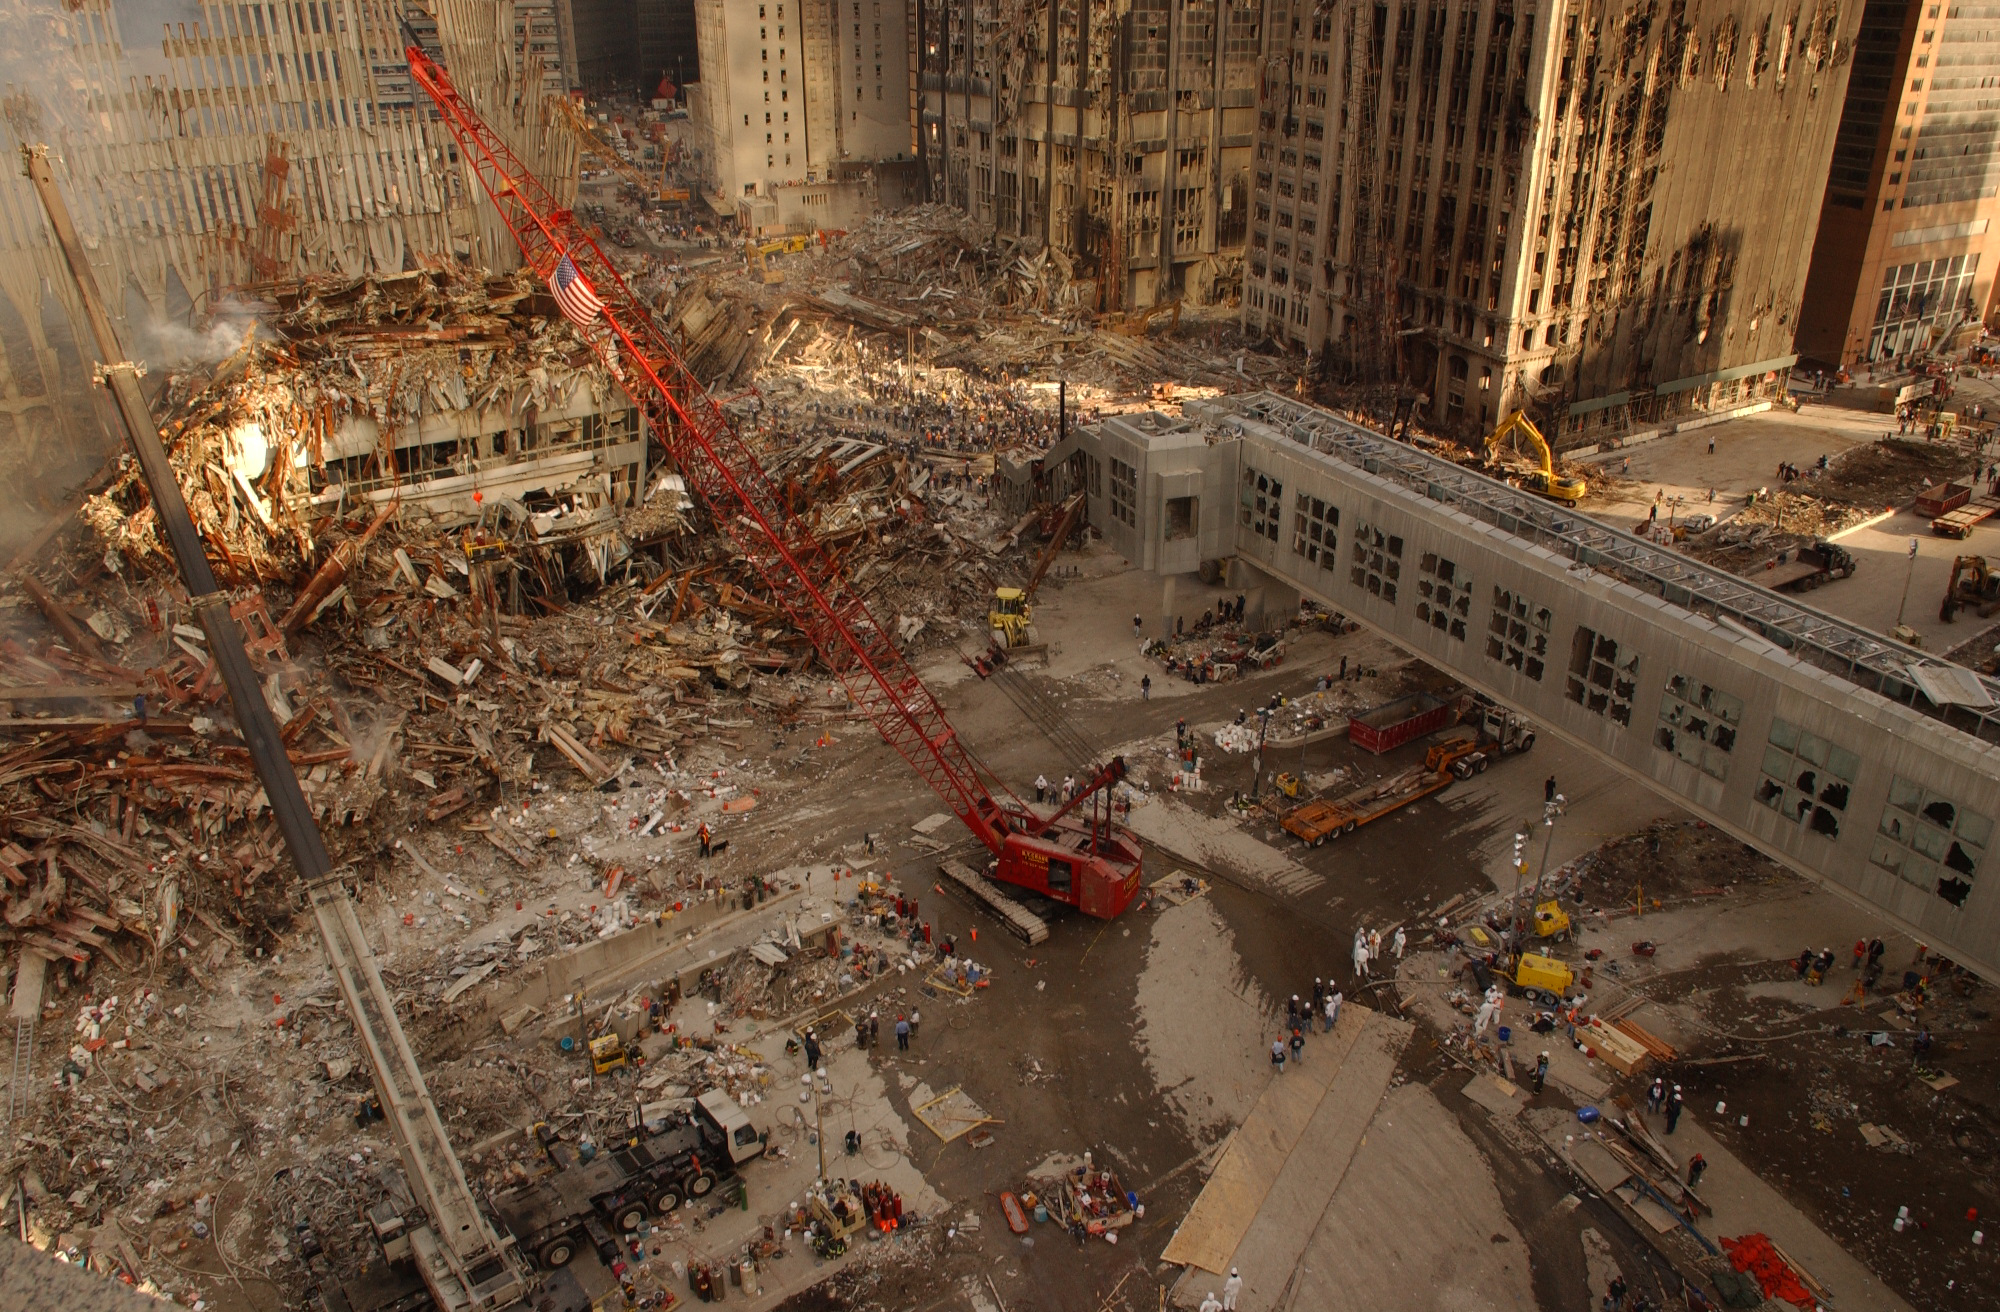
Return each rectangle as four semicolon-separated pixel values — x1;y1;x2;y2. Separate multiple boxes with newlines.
1510;830;1529;929
1894;535;1922;631
1533;793;1566;900
1251;706;1273;801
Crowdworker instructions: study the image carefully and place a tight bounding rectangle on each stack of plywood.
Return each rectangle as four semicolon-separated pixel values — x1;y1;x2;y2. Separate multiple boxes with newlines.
1583;1017;1652;1077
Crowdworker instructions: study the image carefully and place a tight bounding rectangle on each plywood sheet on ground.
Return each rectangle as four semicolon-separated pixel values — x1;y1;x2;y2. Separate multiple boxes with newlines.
1158;1005;1364;1272
1219;1011;1412;1309
1460;1072;1524;1118
1269;1083;1537;1312
1569;1138;1632;1194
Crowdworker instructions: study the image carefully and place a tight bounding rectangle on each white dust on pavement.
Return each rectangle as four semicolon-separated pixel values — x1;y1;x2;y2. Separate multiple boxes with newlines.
1134;897;1273;1138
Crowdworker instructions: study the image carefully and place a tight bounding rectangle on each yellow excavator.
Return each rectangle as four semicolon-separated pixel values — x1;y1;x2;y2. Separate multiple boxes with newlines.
1942;555;2000;622
1484;410;1587;506
989;491;1086;653
744;233;811;284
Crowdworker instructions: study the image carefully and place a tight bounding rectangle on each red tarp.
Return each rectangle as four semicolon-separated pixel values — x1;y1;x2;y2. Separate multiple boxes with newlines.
1720;1233;1814;1309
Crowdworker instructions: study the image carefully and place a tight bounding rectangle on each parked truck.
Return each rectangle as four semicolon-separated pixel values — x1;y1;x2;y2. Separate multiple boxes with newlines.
493;1091;765;1270
1282;764;1454;846
1758;540;1857;593
1425;701;1536;779
1932;494;2000;539
1347;692;1458;754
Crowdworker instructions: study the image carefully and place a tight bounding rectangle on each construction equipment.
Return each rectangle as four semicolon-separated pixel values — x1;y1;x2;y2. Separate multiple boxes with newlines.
1510;952;1580;1008
588;1033;628;1075
1281;764;1454;847
988;490;1085;654
1943;555;2000;622
1271;771;1304;799
408;50;1144;920
1532;900;1572;940
744;234;811;284
1760;540;1857;593
1109;297;1181;337
550;95;684;205
1484;411;1587;506
1425;702;1536;779
496;1093;764;1270
23;145;529;1311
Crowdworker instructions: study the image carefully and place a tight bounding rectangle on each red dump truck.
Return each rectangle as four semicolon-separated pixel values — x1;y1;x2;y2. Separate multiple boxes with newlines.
1281;765;1454;846
1347;693;1457;754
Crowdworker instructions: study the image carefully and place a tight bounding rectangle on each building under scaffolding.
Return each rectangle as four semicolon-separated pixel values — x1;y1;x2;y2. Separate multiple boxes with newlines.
1243;0;1861;447
0;0;581;555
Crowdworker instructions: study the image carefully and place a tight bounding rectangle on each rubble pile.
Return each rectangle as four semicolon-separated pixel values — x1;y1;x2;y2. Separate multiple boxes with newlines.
638;206;1286;398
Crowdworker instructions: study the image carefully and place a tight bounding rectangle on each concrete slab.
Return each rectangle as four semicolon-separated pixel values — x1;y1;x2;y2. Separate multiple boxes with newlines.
1157;1003;1364;1272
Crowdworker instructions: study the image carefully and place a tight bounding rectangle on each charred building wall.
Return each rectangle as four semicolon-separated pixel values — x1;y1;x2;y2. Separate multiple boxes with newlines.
1243;0;1860;447
914;0;1265;313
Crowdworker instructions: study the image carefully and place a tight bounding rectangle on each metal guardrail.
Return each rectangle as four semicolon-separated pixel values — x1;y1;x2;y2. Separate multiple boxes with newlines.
1223;391;2000;749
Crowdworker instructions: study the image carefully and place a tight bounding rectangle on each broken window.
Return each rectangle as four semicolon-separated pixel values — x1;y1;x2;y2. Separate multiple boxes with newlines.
1485;587;1551;681
1239;466;1283;543
1756;718;1858;839
1564;626;1637;726
1415;552;1471;641
1109;457;1138;529
1873;775;1989;909
1654;672;1743;781
1348;519;1402;604
1290;493;1339;567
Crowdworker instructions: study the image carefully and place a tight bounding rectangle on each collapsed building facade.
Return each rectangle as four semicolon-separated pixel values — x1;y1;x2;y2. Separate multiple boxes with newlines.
0;0;582;558
914;0;1265;312
1241;0;1861;446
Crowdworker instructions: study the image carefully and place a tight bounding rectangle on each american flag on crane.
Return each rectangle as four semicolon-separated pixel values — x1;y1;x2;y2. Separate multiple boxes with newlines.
549;252;604;326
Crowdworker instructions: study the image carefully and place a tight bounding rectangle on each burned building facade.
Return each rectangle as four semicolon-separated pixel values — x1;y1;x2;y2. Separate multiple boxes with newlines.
0;0;582;556
914;0;1265;312
1243;0;1860;445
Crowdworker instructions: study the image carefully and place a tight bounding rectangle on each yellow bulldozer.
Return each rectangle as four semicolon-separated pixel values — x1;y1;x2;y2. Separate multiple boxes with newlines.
988;492;1086;654
1485;411;1587;506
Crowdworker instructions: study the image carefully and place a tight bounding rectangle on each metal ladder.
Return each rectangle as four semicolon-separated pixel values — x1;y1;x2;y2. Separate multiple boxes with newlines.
5;1018;32;1127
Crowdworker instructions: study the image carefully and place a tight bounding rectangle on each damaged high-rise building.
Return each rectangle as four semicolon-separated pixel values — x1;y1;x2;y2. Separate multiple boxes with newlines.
0;0;581;553
1796;0;2000;366
914;0;1266;311
1243;0;1861;445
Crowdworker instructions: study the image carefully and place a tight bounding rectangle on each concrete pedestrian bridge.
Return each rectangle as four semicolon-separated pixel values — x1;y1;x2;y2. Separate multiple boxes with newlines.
1071;392;2000;979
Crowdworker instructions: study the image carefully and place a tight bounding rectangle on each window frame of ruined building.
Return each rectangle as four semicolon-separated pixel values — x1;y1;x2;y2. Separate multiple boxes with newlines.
1415;551;1471;640
1348;520;1402;603
1755;717;1857;840
1109;457;1138;528
1872;775;1990;909
1654;672;1743;781
1564;625;1638;726
1485;587;1551;681
1240;466;1283;543
1291;492;1339;568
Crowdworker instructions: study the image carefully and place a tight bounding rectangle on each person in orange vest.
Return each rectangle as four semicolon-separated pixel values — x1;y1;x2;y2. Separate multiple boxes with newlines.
698;822;712;858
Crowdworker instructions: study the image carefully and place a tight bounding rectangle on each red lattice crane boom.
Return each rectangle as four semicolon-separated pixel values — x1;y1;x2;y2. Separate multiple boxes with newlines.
407;51;1142;918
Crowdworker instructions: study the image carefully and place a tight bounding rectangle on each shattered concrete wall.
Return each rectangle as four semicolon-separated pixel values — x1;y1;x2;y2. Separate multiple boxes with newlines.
1246;0;1860;446
916;0;1262;313
0;0;581;554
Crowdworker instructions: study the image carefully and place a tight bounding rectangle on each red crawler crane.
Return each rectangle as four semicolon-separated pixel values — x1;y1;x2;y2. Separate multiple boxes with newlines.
407;51;1142;918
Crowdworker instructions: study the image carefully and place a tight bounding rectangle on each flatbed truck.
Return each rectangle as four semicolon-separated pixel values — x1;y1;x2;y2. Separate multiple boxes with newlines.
1282;765;1453;846
493;1091;765;1270
1933;495;2000;539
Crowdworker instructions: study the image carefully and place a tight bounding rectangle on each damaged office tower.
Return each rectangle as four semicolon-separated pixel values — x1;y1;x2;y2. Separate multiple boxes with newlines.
1245;0;1859;446
915;0;1265;312
0;0;594;556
